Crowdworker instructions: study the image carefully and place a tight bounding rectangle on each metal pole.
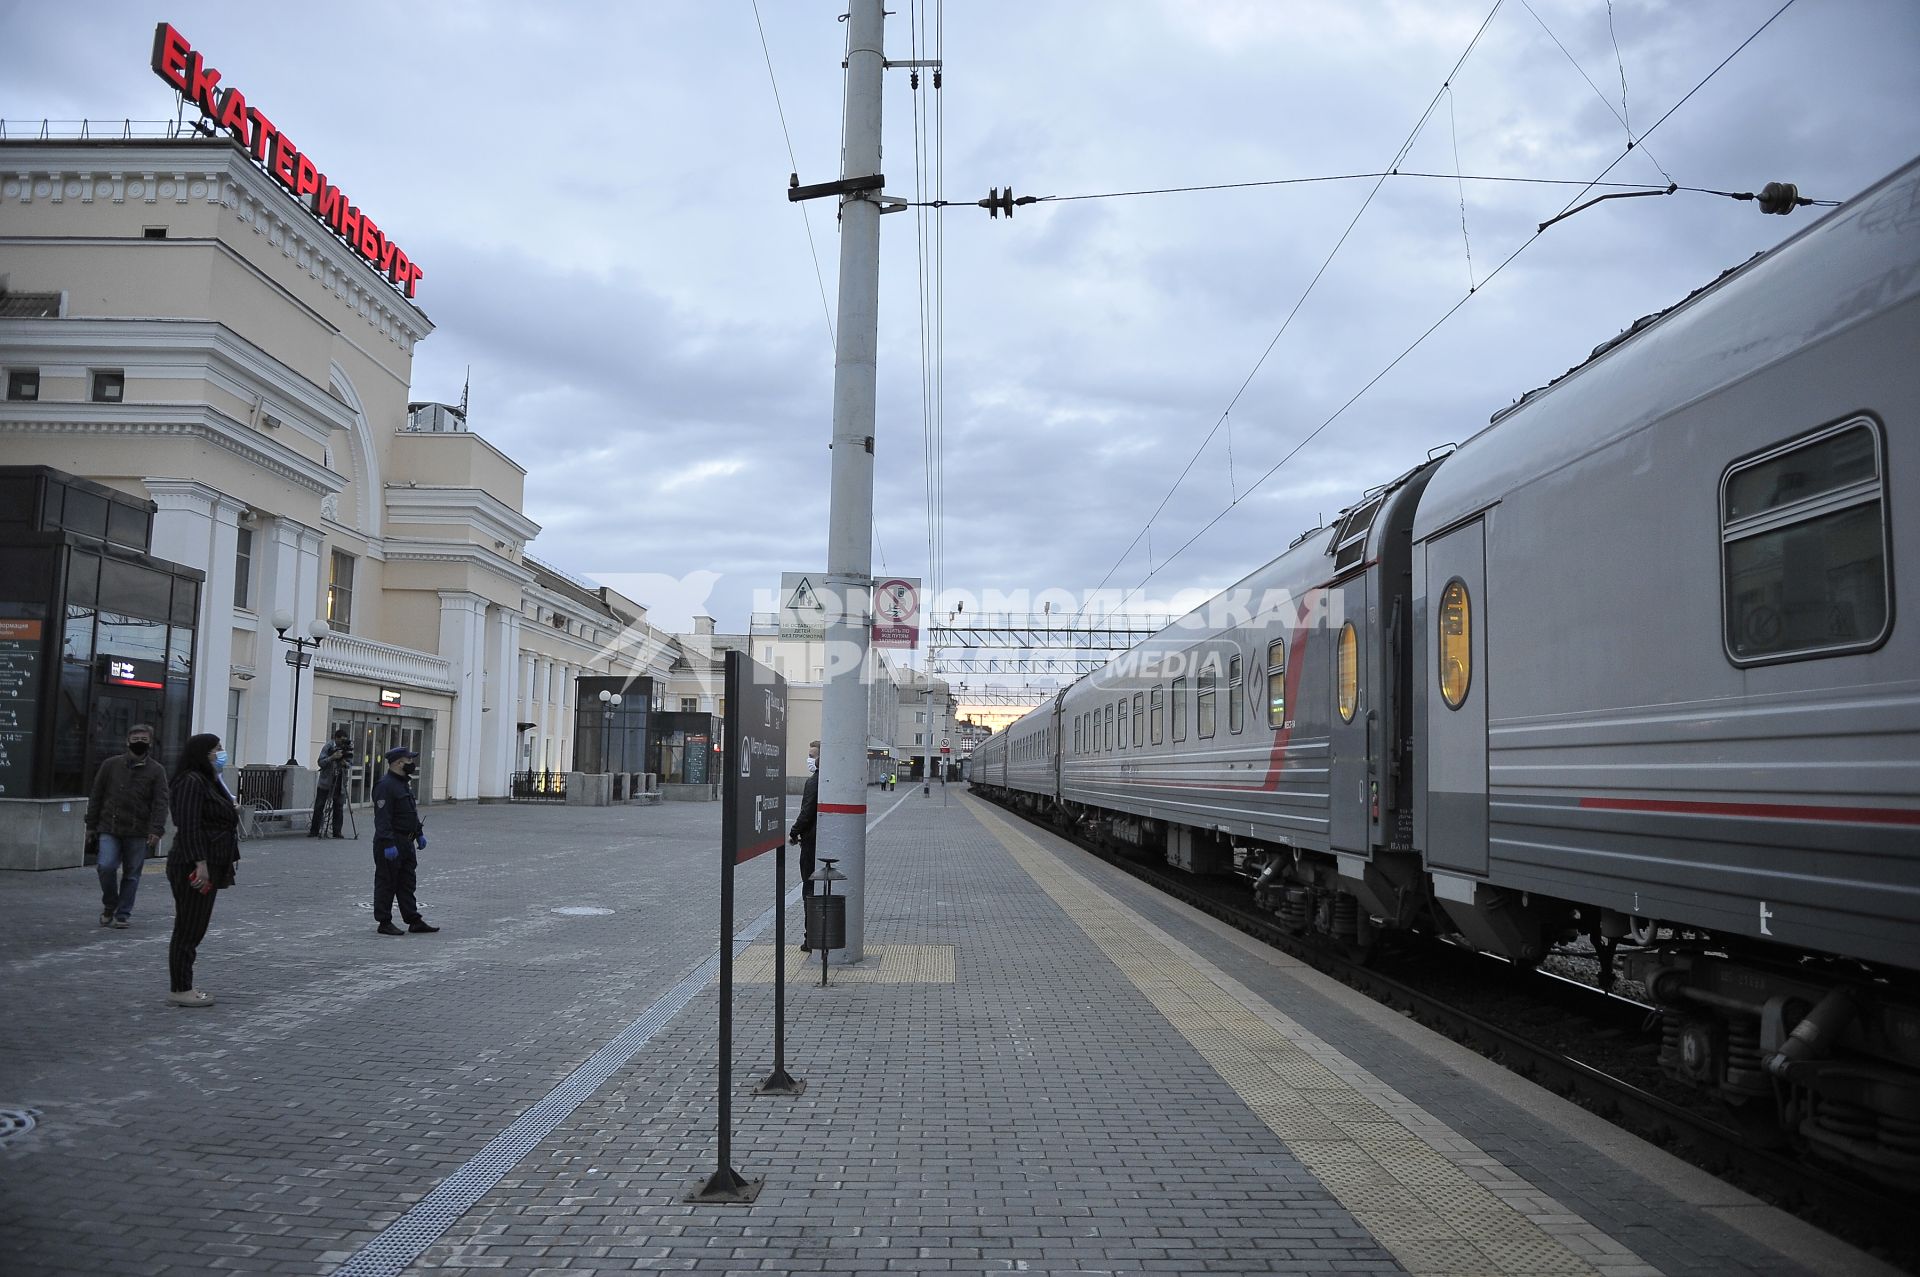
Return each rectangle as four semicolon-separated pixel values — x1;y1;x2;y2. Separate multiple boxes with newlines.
819;0;886;965
922;683;932;795
285;649;302;765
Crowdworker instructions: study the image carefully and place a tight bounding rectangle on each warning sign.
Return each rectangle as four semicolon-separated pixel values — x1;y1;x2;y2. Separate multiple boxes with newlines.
872;577;921;649
779;572;829;640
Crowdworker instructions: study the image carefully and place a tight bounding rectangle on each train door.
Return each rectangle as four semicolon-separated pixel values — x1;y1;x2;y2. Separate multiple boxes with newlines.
1328;575;1371;853
1420;520;1488;875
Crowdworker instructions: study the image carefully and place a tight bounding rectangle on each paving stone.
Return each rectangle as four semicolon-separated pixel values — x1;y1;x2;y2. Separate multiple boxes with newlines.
0;791;1882;1276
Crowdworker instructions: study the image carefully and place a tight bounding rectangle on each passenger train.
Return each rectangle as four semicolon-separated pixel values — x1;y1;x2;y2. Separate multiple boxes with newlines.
970;157;1920;1185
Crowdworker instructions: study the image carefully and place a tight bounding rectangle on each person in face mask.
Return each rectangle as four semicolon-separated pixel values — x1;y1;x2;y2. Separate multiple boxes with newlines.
164;733;238;1007
370;746;436;937
85;723;169;929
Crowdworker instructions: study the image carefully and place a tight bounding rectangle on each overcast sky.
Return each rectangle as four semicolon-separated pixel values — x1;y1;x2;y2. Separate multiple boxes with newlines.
5;1;1918;671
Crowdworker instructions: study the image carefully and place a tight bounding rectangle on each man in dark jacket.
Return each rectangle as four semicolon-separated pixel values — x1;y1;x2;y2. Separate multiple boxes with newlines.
86;723;168;928
787;740;819;952
371;746;437;937
309;729;351;838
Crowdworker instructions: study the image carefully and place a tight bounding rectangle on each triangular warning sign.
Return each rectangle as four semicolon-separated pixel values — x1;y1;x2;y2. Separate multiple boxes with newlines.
787;577;820;610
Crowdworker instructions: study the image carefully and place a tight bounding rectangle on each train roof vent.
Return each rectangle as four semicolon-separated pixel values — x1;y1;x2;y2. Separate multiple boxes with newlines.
1329;494;1383;572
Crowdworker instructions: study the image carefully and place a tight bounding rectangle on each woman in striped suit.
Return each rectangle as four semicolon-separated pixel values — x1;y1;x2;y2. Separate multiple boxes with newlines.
165;733;239;1008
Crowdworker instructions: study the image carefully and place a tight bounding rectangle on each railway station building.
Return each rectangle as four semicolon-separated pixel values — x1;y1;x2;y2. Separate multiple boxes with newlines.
0;131;686;866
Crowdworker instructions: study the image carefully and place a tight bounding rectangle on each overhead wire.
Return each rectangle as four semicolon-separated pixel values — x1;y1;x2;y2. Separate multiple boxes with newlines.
750;0;836;351
1519;0;1673;185
1106;0;1807;612
1087;0;1511;603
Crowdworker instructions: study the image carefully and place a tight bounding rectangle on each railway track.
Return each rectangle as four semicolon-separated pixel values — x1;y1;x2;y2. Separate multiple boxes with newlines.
981;792;1918;1271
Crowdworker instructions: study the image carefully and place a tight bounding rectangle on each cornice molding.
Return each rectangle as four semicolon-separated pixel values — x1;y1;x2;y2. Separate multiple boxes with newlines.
0;404;344;495
388;540;536;587
142;475;250;519
0;316;358;447
383;485;541;549
0;142;433;349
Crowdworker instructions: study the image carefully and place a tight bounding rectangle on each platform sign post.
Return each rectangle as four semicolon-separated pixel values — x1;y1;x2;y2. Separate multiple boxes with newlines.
690;650;788;1205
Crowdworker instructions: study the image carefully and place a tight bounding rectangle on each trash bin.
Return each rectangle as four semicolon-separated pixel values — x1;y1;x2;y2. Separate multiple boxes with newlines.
804;857;848;984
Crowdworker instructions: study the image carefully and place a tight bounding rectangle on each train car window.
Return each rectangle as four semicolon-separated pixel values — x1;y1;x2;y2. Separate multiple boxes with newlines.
1132;692;1145;744
1439;582;1470;709
1267;639;1287;727
1228;655;1245;733
1198;669;1217;739
1073;716;1081;755
1106;703;1115;751
1171;677;1188;743
1337;623;1359;722
1150;686;1164;744
1722;418;1889;665
1119;697;1130;749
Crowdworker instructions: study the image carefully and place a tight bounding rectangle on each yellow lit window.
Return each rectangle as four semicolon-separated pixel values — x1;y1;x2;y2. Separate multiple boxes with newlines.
1439;580;1471;709
1336;623;1358;722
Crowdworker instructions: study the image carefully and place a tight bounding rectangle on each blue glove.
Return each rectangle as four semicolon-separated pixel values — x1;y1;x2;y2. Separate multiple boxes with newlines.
416;834;427;850
382;844;398;861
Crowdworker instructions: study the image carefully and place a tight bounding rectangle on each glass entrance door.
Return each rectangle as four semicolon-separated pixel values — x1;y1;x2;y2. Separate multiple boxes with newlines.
331;712;431;809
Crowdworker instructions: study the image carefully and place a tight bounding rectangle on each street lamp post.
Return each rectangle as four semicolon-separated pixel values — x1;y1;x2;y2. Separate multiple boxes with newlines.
597;689;623;773
272;610;331;767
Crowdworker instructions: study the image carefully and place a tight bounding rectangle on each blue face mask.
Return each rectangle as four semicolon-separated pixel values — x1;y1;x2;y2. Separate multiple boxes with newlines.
213;750;229;771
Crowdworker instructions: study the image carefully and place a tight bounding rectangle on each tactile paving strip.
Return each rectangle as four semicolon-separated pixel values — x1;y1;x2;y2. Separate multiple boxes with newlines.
969;796;1663;1277
733;942;955;983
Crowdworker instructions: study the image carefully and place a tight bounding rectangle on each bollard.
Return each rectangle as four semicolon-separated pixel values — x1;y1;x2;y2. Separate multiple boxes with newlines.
804;857;848;985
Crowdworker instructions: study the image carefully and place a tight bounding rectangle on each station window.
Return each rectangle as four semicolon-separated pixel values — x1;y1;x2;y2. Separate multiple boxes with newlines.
91;371;125;403
1171;677;1187;743
1198;667;1217;739
1149;686;1164;744
326;549;355;633
1722;418;1890;665
6;369;39;401
233;525;254;611
1266;639;1287;727
1337;623;1358;722
1438;583;1470;710
1228;654;1244;733
1132;692;1144;745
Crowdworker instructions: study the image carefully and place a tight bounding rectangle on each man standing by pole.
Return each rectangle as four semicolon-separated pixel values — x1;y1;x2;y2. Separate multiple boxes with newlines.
816;0;887;966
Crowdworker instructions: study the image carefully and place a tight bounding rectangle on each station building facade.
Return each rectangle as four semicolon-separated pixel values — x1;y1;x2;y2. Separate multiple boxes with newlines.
0;135;675;851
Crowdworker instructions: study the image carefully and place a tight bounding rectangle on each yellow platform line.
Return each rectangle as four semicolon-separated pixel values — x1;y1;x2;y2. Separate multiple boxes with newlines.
967;795;1661;1277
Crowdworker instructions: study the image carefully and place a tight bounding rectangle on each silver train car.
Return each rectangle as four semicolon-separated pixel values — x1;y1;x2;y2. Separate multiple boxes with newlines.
972;156;1920;1183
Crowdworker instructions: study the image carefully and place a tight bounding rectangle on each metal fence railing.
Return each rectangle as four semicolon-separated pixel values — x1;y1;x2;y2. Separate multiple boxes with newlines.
509;770;568;803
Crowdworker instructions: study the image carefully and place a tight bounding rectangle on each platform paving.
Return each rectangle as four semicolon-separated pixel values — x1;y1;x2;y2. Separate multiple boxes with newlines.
0;788;1895;1276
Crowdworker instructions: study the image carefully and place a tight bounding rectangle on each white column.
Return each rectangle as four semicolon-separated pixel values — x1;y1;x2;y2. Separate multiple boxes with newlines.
558;662;575;770
250;516;324;766
479;604;518;799
438;591;488;800
145;479;247;737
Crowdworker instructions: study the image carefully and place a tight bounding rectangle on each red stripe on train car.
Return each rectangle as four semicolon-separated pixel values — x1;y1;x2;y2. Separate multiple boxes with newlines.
1577;796;1920;826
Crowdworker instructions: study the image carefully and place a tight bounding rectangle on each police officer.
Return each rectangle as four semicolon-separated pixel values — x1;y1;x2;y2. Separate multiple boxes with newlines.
371;746;438;937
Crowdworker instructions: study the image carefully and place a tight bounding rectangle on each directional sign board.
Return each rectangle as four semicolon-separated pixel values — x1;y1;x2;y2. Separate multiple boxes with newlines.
723;650;787;864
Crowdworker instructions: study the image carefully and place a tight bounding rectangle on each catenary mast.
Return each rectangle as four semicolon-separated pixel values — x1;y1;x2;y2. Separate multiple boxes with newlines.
818;0;887;964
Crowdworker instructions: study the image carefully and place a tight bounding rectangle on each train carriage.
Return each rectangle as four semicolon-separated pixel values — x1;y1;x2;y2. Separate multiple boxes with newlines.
969;156;1920;1180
